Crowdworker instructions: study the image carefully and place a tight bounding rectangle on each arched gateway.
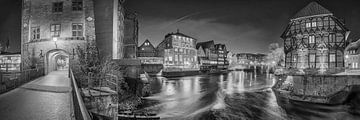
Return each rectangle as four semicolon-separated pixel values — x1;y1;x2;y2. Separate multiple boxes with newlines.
45;49;70;74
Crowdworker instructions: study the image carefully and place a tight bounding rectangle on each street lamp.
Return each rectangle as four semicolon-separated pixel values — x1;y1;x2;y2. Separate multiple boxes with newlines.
53;37;58;48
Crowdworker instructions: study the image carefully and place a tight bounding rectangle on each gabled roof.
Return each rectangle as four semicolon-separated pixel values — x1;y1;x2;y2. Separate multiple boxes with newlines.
165;30;196;40
139;39;155;50
292;2;333;19
196;40;214;49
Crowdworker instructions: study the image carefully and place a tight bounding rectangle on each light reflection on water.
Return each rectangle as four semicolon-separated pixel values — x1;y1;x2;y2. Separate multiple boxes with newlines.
139;71;360;120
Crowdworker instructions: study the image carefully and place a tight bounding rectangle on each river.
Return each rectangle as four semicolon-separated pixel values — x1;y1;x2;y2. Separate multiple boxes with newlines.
138;71;360;120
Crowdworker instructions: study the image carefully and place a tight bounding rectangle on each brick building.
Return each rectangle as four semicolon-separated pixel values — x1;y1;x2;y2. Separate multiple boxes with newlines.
22;0;96;74
157;31;199;72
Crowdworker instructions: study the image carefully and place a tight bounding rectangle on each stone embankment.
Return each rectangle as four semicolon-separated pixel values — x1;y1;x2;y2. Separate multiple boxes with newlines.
273;74;360;104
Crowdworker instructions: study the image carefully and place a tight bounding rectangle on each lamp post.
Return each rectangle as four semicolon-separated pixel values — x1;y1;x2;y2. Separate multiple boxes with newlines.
53;37;58;49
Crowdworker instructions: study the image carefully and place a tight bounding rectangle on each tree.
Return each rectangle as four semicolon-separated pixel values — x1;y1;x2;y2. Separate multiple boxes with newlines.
266;43;285;67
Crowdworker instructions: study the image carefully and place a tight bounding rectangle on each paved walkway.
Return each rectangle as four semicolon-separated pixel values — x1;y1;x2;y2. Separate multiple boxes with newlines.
0;70;74;120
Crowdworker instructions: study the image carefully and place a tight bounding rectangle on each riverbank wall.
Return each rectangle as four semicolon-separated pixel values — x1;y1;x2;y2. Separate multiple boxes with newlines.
274;74;360;104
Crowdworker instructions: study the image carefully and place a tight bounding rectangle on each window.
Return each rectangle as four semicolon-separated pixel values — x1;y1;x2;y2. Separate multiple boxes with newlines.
329;34;335;42
53;2;63;13
50;24;61;37
179;55;183;62
169;56;173;61
330;54;336;62
72;23;83;37
175;48;178;52
310;54;316;62
175;55;178;61
72;1;83;11
306;23;311;28
311;22;317;27
309;36;315;43
31;27;40;40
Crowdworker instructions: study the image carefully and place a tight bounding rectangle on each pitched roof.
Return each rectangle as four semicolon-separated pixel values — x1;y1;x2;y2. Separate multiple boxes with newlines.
348;32;360;43
139;39;155;50
196;40;214;49
165;31;196;40
346;39;360;51
292;2;333;19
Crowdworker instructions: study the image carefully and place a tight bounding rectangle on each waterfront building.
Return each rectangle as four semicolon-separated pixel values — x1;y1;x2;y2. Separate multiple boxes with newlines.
0;52;21;72
345;36;360;70
235;53;266;66
157;30;199;72
138;39;156;57
214;44;229;70
281;2;350;70
196;40;217;71
137;39;163;73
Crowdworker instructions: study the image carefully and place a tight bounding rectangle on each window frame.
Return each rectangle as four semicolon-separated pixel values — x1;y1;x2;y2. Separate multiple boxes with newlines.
53;2;63;13
50;24;61;37
72;1;83;11
31;26;40;40
72;23;83;37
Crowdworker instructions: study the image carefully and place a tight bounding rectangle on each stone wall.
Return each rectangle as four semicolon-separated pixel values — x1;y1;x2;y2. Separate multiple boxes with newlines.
291;75;360;97
22;0;95;71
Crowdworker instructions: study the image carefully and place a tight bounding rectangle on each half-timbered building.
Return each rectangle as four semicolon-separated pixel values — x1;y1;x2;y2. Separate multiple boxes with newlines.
281;2;351;70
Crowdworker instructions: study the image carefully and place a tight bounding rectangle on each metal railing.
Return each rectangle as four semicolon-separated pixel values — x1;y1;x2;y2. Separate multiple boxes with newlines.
69;68;91;120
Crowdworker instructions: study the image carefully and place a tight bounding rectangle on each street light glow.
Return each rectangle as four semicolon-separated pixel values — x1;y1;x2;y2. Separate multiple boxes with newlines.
53;37;58;42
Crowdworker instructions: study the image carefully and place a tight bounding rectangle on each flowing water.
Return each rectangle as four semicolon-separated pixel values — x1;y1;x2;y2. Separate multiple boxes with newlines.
138;71;360;120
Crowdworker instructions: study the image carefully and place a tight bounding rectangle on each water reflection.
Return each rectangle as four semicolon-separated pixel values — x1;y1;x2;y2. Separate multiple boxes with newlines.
140;71;360;120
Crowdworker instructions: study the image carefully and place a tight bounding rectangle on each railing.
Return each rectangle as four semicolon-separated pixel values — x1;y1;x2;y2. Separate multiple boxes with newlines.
69;68;91;120
0;68;44;94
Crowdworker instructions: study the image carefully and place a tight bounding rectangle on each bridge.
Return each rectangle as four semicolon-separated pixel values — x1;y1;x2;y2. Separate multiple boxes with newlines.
0;70;90;120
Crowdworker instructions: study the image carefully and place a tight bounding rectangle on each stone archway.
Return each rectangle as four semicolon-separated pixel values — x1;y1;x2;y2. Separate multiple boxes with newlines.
45;49;70;74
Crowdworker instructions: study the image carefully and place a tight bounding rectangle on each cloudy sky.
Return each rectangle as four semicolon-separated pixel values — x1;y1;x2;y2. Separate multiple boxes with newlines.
0;0;359;53
124;0;360;54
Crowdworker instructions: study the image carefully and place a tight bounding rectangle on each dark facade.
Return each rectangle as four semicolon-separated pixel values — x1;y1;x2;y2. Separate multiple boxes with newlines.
281;2;350;70
93;0;125;60
137;40;163;74
157;31;199;72
214;44;229;70
123;9;138;59
137;39;156;57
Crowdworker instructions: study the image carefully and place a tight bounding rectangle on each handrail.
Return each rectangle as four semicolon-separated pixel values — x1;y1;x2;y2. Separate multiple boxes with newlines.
69;68;91;120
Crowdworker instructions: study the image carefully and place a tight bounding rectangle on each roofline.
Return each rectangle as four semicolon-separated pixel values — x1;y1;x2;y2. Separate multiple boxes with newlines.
291;13;333;21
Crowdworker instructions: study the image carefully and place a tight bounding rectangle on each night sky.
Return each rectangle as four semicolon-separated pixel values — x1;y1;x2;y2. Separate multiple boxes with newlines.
0;0;359;54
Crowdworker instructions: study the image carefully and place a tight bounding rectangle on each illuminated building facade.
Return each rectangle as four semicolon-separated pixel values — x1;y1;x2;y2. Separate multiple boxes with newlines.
0;53;21;72
157;31;199;72
235;53;266;66
22;0;96;74
281;2;350;70
214;44;229;70
196;40;217;71
345;37;360;70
